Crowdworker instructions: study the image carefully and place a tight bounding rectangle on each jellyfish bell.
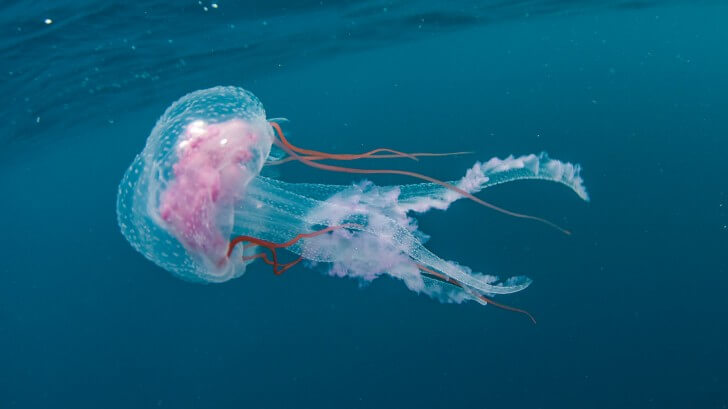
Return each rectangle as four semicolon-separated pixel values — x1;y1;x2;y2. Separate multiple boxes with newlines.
118;87;274;283
118;86;589;322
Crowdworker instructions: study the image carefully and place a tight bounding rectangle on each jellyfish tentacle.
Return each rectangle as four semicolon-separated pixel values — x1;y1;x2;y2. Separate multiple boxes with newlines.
228;223;362;255
238;243;294;274
271;121;415;160
228;224;362;275
417;264;536;324
268;151;473;165
288;186;534;296
269;121;471;164
244;249;301;275
237;171;538;309
242;252;275;266
271;121;413;160
275;256;304;275
470;291;536;324
242;174;533;295
397;153;589;210
242;250;300;275
256;150;589;207
269;121;571;235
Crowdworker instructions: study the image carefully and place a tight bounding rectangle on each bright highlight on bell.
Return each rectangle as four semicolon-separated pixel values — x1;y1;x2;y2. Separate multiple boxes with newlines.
117;86;588;323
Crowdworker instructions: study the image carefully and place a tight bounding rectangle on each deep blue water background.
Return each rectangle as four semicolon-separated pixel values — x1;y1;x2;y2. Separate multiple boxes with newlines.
2;1;727;408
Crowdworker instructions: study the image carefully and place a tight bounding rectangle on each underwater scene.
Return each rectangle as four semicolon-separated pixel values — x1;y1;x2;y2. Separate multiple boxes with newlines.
1;1;727;408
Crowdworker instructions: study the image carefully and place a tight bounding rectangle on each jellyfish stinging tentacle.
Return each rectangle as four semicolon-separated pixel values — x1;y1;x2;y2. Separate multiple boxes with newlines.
228;224;362;275
117;86;589;322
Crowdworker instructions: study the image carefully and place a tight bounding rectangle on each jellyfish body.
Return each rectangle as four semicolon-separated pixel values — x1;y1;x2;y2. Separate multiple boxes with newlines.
117;86;588;313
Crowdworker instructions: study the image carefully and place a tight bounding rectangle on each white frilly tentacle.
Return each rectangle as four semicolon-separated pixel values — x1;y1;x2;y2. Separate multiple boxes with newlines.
233;153;587;304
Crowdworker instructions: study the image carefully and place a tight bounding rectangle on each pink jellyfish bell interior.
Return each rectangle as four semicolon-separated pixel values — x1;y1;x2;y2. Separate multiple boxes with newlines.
118;86;588;320
159;118;269;271
117;87;274;282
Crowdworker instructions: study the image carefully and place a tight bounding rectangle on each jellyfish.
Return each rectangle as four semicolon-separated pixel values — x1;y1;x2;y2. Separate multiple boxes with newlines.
117;86;588;322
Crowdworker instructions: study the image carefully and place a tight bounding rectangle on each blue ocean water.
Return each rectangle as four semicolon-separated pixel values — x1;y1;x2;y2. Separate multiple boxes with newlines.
1;1;727;408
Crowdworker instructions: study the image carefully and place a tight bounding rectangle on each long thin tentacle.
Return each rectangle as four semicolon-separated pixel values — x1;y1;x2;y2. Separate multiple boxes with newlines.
268;151;473;165
269;121;571;235
269;122;471;163
228;224;361;256
417;264;536;324
228;224;361;275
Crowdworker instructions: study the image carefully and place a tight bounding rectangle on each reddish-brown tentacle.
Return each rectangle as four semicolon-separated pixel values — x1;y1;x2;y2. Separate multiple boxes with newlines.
242;252;303;275
230;225;534;322
268;121;571;235
268;121;473;165
228;224;362;276
228;224;361;257
417;264;536;324
270;122;417;160
268;151;473;165
275;256;304;275
242;252;275;266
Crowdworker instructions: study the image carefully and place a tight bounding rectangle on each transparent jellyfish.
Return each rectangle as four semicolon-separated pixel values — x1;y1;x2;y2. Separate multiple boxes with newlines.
117;86;589;322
